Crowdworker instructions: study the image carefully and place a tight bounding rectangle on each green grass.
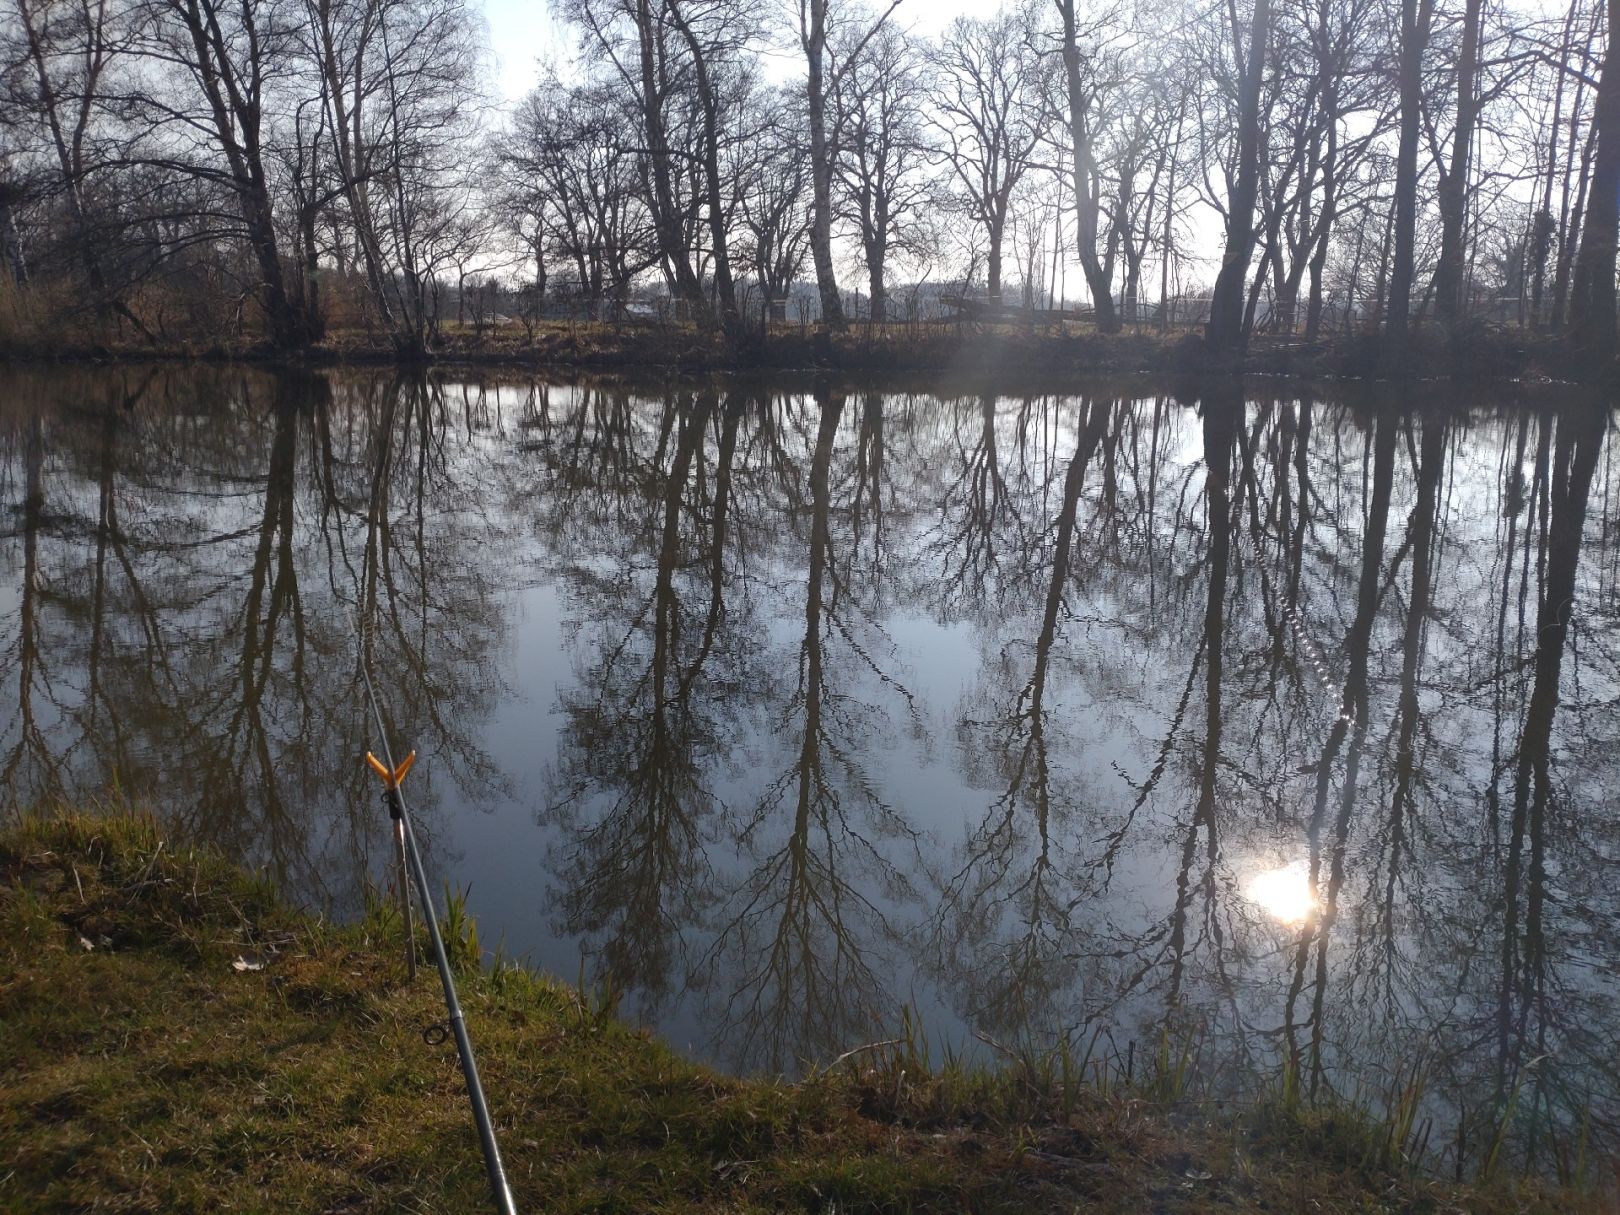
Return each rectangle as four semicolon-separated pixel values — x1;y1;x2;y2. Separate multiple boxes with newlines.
0;812;1608;1213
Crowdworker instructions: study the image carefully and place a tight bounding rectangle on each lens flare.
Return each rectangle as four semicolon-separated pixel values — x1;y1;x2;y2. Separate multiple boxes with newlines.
1245;861;1317;924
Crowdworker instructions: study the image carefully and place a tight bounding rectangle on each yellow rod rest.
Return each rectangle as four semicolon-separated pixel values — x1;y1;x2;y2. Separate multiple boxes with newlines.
365;749;417;789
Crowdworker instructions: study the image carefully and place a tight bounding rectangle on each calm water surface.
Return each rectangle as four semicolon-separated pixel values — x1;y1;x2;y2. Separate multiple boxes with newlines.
3;367;1617;1167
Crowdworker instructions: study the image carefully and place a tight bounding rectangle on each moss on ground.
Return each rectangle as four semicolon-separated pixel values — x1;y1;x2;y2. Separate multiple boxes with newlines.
0;814;1606;1213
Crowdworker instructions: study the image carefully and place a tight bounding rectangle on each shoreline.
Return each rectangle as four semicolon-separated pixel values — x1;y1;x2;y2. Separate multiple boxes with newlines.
0;321;1600;388
1;813;1605;1213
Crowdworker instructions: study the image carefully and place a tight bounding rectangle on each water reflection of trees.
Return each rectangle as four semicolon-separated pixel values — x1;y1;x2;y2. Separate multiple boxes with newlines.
6;368;1616;1161
1486;404;1612;1144
537;387;924;1069
0;368;509;903
541;391;745;1011
918;388;1619;1167
933;396;1111;1034
529;382;1618;1145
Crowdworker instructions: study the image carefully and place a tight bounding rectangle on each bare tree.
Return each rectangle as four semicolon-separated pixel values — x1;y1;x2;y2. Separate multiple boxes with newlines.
830;21;930;322
663;0;758;333
6;0;150;332
1381;0;1436;358
136;0;314;348
1206;0;1273;351
305;0;484;356
498;76;657;316
735;87;811;326
798;0;902;329
1432;0;1484;331
1052;0;1121;330
1569;0;1619;363
564;0;707;311
0;0;1611;369
1247;0;1390;336
928;10;1044;302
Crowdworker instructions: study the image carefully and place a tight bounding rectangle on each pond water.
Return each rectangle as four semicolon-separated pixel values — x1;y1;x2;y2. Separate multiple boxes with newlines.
3;366;1617;1171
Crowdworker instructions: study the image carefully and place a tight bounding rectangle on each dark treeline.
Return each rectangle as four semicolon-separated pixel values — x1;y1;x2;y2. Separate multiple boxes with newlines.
2;0;1619;370
3;368;1617;1171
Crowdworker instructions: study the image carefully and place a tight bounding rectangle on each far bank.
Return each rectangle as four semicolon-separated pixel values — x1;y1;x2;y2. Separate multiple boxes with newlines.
0;319;1600;385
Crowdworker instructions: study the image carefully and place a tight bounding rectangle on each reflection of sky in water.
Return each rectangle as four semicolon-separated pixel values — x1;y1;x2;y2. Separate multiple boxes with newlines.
2;368;1618;1174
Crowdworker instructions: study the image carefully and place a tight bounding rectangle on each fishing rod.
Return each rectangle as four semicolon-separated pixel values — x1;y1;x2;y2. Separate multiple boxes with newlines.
357;629;518;1215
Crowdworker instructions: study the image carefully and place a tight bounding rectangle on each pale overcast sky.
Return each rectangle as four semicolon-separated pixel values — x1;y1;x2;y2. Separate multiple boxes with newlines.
479;0;1012;105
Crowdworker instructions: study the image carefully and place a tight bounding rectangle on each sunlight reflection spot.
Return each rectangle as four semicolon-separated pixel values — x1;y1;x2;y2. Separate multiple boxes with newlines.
1246;862;1317;925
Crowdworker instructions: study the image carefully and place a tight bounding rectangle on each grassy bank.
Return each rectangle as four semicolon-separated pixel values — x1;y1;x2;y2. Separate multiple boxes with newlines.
0;318;1593;384
0;813;1606;1214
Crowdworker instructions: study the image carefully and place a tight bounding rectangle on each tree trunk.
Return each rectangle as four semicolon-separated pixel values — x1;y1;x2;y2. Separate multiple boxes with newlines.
1159;147;1177;333
1373;192;1396;324
178;0;308;349
1552;115;1600;328
1531;0;1581;328
1244;224;1280;335
300;204;324;340
1058;0;1120;333
987;215;1005;299
1276;282;1299;334
1433;0;1483;333
1305;214;1332;340
1124;254;1143;323
1385;0;1435;363
1304;126;1338;341
1344;218;1367;334
1569;0;1620;369
244;191;304;350
804;0;845;329
1551;6;1603;328
637;0;704;309
1206;0;1271;352
0;192;27;283
668;0;740;334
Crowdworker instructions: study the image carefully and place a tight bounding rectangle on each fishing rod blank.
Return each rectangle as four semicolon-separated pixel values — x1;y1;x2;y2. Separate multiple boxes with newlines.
392;805;417;981
359;648;518;1215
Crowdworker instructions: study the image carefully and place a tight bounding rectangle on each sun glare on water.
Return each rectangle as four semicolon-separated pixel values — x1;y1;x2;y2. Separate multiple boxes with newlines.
1245;862;1317;924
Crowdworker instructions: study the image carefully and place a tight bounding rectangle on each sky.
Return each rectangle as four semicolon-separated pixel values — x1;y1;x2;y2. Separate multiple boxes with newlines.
478;0;1012;105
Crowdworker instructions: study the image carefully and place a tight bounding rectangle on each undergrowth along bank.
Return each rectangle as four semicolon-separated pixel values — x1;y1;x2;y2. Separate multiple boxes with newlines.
0;318;1595;384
